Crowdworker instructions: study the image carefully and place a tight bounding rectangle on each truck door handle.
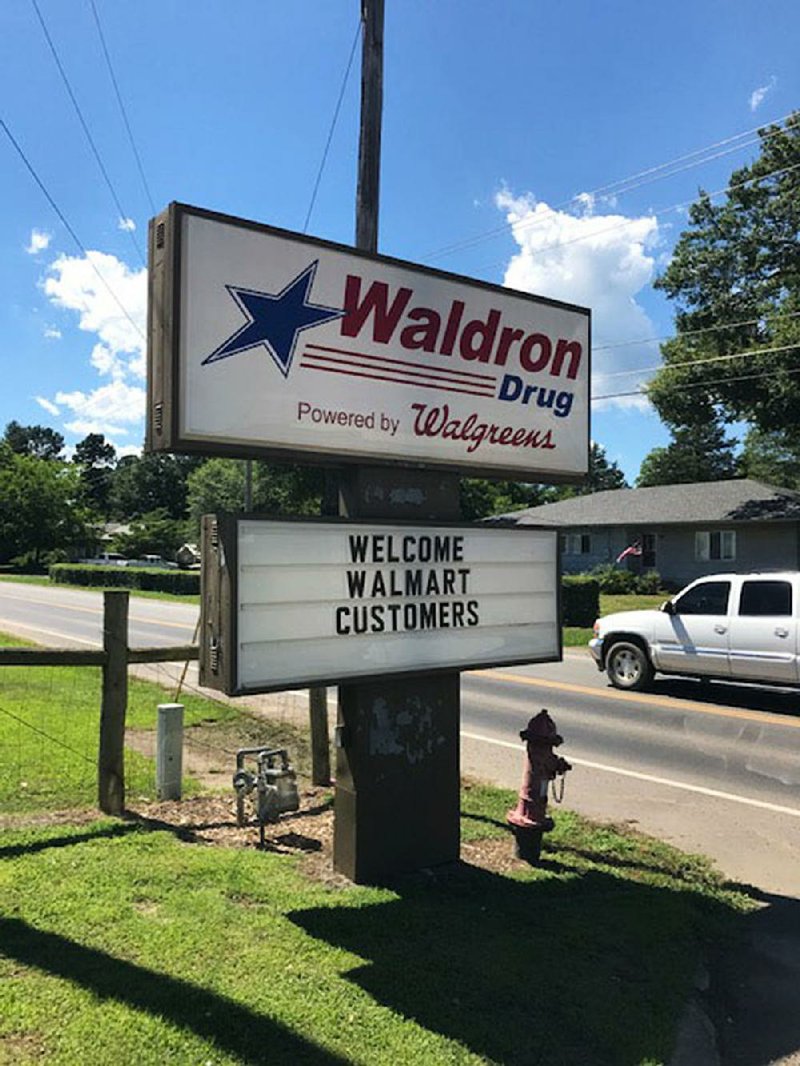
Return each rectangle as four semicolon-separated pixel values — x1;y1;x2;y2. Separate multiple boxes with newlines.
775;627;789;638
714;624;727;634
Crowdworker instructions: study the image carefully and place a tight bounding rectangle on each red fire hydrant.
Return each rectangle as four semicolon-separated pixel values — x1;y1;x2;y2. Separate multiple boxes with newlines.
507;708;571;863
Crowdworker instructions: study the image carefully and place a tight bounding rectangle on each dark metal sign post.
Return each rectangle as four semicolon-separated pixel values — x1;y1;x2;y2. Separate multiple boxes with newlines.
336;0;462;881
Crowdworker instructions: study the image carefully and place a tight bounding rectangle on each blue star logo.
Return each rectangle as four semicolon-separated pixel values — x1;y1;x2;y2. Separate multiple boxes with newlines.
202;261;344;377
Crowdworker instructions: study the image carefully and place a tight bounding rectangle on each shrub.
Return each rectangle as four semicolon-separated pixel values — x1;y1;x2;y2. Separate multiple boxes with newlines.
634;569;663;594
588;565;638;594
49;564;199;595
562;575;600;627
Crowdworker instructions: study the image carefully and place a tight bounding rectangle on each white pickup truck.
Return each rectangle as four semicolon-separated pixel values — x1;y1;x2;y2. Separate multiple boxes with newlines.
589;572;800;691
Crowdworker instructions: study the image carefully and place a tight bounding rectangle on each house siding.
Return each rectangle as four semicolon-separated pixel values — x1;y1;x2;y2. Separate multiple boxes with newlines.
559;522;800;587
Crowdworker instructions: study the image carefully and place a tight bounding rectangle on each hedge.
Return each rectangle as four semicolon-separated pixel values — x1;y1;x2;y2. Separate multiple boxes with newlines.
50;564;200;595
562;575;600;628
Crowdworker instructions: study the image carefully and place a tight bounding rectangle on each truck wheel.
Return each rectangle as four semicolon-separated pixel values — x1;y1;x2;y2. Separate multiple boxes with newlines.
605;641;654;691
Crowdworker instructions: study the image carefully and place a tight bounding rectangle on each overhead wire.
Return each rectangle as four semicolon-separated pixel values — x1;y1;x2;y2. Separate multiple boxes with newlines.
303;20;361;234
424;110;797;262
594;309;800;353
1;116;145;342
88;0;157;217
592;362;800;403
484;159;800;275
31;0;147;266
597;342;800;380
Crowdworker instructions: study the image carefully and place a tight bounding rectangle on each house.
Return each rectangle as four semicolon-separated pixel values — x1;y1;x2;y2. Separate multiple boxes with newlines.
493;479;800;588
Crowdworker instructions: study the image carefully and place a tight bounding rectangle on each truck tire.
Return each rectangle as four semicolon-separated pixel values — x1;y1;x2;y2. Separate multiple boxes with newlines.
605;640;654;691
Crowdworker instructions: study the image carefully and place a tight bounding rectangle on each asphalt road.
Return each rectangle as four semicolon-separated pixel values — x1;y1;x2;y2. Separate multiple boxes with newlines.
1;581;798;895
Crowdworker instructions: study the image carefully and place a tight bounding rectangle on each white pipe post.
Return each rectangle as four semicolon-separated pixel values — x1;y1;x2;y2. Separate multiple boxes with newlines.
157;703;184;800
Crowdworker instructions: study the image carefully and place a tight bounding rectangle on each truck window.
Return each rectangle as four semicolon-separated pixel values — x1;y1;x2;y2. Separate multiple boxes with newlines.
674;580;731;616
738;580;792;617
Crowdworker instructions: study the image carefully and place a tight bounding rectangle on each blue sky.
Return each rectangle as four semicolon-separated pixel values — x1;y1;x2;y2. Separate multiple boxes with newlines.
1;0;798;479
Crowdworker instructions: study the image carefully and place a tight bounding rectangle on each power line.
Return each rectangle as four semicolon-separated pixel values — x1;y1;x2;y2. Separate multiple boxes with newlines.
599;343;800;380
594;310;800;354
303;21;361;233
1;116;145;342
485;159;800;275
31;0;146;266
424;111;797;262
89;0;156;216
592;362;800;403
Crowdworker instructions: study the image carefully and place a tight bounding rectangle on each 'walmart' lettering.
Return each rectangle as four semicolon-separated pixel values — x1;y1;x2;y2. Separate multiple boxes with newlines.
340;276;582;380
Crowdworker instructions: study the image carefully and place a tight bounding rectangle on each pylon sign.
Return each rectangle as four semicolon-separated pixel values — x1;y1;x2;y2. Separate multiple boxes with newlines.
147;202;590;480
200;515;560;695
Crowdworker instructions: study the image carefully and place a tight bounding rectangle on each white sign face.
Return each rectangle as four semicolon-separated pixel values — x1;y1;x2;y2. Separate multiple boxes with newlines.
230;519;559;693
155;204;590;479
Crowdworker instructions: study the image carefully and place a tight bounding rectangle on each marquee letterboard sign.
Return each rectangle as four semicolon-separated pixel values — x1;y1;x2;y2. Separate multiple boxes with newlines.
148;202;590;480
199;516;560;695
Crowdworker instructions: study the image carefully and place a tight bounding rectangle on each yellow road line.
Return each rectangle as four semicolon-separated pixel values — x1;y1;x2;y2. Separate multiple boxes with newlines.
0;619;98;647
0;590;195;631
470;668;800;730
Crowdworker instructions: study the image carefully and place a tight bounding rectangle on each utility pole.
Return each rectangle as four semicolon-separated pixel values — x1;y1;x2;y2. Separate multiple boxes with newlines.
333;0;462;882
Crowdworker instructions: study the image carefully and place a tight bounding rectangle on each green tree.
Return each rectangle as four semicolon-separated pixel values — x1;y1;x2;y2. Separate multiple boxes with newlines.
647;112;800;436
637;419;738;487
459;480;547;521
110;453;200;520
737;426;800;490
186;459;323;528
0;444;88;566
3;420;64;460
112;509;188;562
73;433;116;514
546;442;628;501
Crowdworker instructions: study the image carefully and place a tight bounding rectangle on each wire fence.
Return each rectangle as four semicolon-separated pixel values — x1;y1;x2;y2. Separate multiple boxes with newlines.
0;626;331;821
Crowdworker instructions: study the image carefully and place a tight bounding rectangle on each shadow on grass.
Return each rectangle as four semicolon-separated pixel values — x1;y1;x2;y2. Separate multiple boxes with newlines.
0;822;139;859
291;859;756;1066
0;916;348;1066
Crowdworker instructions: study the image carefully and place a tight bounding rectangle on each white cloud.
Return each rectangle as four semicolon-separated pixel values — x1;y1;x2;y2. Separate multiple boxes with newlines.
44;326;62;340
118;217;136;232
35;396;61;416
496;189;662;409
55;380;146;439
749;76;777;112
26;229;52;255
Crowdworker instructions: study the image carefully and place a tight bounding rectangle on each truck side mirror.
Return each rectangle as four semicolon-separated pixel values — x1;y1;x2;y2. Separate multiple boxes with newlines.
660;600;675;616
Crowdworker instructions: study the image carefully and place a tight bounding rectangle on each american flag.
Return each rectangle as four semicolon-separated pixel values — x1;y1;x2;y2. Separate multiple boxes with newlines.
616;542;643;564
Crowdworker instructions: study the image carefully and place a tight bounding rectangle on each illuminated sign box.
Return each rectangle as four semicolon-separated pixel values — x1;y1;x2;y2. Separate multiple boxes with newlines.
199;516;560;695
148;202;590;481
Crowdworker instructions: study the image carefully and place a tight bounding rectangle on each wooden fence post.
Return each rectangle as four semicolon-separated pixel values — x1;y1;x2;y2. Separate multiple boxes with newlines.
309;686;331;786
98;590;129;815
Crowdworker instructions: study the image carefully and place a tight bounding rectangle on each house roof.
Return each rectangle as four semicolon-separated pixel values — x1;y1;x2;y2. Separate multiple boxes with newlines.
495;479;800;528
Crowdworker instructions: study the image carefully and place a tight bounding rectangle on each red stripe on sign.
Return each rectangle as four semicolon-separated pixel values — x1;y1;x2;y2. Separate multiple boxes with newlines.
300;360;496;397
305;342;496;383
302;351;495;392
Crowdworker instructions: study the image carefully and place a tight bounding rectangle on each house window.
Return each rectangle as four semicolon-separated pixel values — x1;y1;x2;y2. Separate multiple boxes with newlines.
563;532;591;555
695;530;736;562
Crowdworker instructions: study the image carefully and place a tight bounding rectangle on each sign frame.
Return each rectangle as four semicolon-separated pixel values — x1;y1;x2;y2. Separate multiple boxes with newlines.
199;513;563;696
148;201;591;482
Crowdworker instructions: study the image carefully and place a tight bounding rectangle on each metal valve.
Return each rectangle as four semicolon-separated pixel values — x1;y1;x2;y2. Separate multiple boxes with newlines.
233;746;300;846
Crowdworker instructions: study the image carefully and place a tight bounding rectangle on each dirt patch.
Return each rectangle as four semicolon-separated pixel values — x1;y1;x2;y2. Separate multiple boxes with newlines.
122;791;529;886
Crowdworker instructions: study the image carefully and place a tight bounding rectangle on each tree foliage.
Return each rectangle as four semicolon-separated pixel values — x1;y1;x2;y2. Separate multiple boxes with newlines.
636;421;737;487
546;442;628;501
647;112;800;437
737;426;800;490
3;420;64;460
73;433;116;513
186;459;323;528
0;445;88;565
112;509;188;562
110;453;200;520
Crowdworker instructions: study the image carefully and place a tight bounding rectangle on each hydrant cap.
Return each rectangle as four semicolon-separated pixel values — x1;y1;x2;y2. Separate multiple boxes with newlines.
520;709;563;745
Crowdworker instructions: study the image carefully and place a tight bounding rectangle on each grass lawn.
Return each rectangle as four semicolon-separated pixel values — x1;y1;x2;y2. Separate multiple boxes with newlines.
0;785;753;1066
0;632;237;813
0;632;756;1063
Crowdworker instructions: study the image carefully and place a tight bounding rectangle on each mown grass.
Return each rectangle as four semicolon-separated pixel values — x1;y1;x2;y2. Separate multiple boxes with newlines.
0;632;235;813
0;784;753;1066
564;592;671;647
